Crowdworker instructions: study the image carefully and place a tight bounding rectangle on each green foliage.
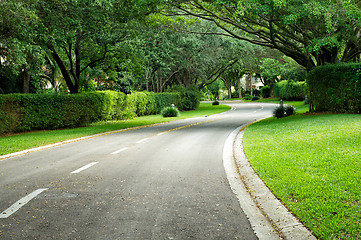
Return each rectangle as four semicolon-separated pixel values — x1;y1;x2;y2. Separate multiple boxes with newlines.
285;105;295;116
261;85;271;98
243;94;252;100
273;106;285;119
161;106;180;118
212;101;220;105
155;92;181;113
274;80;306;101
0;91;182;134
167;86;200;111
307;63;361;113
273;104;295;118
251;96;260;101
260;58;282;85
0;103;231;156
170;0;361;70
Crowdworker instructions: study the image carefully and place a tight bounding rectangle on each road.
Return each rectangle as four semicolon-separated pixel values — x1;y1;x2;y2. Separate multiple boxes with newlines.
0;102;276;240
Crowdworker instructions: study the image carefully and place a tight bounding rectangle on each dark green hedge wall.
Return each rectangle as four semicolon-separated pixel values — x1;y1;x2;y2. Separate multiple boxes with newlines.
307;63;361;113
274;80;306;101
0;90;188;134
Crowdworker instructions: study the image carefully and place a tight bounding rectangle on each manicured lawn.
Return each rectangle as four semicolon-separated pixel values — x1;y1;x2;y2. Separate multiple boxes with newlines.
243;114;361;239
0;103;231;156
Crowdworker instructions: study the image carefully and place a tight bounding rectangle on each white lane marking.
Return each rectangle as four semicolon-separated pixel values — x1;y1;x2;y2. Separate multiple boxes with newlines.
253;105;264;113
136;138;150;144
111;147;128;155
0;188;48;219
157;132;166;136
71;162;99;174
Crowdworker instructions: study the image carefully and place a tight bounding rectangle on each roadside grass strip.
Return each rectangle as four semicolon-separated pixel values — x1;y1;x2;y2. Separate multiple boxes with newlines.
0;103;231;157
243;114;361;239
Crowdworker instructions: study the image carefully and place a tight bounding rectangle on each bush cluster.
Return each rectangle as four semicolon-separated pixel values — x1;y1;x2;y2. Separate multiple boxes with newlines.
273;105;296;118
167;86;200;111
0;90;191;134
243;94;252;100
212;101;220;105
261;85;271;98
161;106;180;118
307;63;361;113
274;80;306;101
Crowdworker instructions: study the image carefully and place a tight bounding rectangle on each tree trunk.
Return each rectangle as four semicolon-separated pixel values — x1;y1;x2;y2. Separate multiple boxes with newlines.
49;47;78;93
238;76;242;98
22;68;30;94
250;74;253;96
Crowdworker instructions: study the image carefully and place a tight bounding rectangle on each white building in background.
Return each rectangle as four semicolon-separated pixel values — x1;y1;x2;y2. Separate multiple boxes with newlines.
240;74;264;91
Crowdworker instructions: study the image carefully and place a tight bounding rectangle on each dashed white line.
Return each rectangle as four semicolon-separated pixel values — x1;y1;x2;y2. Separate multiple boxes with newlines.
0;188;48;219
71;162;99;174
111;147;129;155
136;137;150;144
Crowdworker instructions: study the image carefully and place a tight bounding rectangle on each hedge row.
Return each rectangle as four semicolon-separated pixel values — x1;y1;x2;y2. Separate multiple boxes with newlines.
274;80;306;101
307;63;361;113
0;90;197;134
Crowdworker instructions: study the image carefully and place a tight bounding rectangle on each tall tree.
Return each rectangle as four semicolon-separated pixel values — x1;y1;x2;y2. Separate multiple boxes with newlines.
168;0;361;70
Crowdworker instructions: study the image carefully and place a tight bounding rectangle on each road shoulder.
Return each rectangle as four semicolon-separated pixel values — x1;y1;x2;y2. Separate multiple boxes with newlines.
223;126;317;240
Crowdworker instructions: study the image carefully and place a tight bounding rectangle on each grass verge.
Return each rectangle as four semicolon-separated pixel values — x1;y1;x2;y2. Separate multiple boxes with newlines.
243;114;361;239
0;103;231;156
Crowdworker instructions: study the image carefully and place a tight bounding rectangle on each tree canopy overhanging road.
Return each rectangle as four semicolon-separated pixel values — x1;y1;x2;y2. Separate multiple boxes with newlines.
0;103;275;239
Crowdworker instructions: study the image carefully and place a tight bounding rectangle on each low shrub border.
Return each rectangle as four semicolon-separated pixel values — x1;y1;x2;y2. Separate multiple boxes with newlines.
0;90;191;134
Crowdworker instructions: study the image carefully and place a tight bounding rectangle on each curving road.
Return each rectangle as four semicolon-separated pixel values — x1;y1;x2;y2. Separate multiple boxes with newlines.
0;102;276;240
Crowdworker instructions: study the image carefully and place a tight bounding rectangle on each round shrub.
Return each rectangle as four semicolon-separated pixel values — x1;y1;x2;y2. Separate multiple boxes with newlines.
273;106;285;118
243;94;252;100
252;96;260;101
285;105;295;116
212;101;220;105
161;106;180;118
261;85;271;98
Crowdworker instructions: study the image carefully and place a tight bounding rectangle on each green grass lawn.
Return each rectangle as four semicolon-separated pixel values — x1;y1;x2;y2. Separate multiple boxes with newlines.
0;103;231;156
243;114;361;239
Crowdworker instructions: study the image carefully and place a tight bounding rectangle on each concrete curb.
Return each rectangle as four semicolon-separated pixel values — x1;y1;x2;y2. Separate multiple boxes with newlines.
223;126;317;240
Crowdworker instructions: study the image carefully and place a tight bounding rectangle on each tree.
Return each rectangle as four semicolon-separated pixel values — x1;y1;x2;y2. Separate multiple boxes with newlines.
168;0;361;70
1;0;158;94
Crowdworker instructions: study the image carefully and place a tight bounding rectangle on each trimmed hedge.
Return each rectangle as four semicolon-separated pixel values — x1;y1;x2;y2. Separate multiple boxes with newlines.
307;63;361;113
167;86;200;111
274;80;306;101
0;91;184;134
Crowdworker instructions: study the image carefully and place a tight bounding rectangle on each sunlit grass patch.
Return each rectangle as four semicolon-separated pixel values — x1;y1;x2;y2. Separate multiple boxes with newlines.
243;114;361;239
0;103;230;156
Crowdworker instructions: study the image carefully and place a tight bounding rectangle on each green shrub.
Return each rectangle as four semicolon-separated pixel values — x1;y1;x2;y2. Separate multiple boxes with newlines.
274;80;306;101
261;85;271;98
273;105;285;118
307;63;361;113
167;86;200;111
243;94;252;100
285;105;295;116
155;92;181;113
253;89;261;96
161;106;180;118
252;96;260;101
0;91;185;134
212;101;220;105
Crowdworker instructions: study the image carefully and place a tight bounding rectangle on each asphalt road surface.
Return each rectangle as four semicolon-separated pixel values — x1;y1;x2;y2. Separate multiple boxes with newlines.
0;102;276;240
